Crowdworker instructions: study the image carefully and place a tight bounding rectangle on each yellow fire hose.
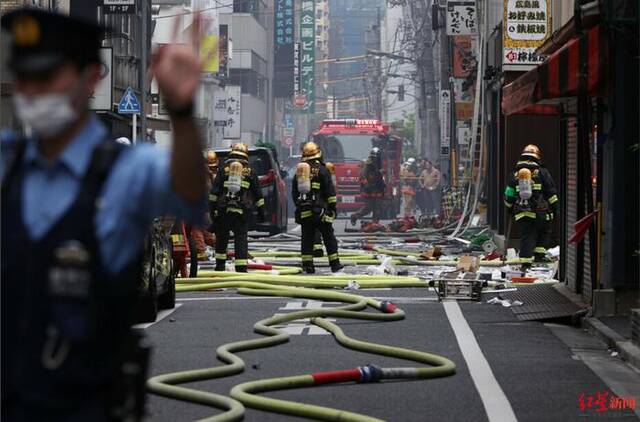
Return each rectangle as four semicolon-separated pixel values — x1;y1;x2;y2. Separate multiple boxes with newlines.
147;277;457;421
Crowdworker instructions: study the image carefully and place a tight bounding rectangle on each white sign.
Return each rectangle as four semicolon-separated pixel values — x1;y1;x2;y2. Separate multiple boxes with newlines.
439;90;451;150
446;1;477;35
503;0;551;70
457;124;471;145
294;42;301;93
223;85;241;139
89;48;112;111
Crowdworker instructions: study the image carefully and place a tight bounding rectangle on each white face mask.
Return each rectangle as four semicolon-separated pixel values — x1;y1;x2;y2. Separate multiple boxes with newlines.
13;92;78;139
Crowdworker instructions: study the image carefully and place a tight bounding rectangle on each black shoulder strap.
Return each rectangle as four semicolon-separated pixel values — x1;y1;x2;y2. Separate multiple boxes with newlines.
1;139;26;197
79;139;125;205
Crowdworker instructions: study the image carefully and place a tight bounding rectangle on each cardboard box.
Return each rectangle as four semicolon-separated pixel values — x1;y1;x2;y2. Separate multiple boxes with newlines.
456;255;479;273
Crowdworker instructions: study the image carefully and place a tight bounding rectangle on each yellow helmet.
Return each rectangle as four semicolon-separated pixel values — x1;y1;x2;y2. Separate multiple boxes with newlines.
230;143;249;159
522;144;541;160
301;141;322;161
205;150;218;167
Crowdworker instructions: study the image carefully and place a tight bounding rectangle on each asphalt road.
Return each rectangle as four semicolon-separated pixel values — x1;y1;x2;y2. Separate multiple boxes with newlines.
144;285;640;422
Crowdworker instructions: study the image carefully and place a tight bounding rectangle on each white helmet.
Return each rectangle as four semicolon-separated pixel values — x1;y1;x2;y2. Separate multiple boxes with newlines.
407;157;416;165
115;137;132;146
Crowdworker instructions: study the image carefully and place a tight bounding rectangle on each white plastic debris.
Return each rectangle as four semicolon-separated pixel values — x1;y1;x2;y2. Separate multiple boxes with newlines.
506;248;518;261
547;246;560;258
344;280;360;290
611;351;619;357
365;256;397;276
487;297;523;307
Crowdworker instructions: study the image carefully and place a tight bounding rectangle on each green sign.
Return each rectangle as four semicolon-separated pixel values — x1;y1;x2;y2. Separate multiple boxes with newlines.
300;0;315;113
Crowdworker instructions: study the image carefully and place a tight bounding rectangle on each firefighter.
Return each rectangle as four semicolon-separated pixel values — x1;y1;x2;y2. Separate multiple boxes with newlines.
401;157;419;217
504;144;558;270
211;143;266;272
312;162;337;257
350;147;386;226
190;150;219;260
293;142;343;273
1;8;206;420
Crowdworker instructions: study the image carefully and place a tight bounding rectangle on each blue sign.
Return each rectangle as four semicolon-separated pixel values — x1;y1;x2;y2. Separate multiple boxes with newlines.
118;87;141;114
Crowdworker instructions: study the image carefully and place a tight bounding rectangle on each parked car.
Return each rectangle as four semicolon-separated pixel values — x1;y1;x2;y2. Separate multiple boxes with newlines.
215;147;288;235
136;218;176;323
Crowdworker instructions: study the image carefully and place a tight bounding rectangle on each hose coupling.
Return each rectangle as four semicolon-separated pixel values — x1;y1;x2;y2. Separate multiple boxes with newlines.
358;364;383;383
379;301;397;313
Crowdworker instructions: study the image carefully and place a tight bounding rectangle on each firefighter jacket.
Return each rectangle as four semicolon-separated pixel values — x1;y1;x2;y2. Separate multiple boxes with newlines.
211;158;266;222
292;159;337;224
401;166;418;196
504;157;558;221
360;161;386;198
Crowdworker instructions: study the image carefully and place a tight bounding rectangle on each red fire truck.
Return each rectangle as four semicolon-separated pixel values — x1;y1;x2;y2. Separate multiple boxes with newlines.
312;119;403;218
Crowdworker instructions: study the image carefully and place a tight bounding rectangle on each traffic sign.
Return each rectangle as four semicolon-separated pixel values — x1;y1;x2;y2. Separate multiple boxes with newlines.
118;87;141;114
283;136;295;147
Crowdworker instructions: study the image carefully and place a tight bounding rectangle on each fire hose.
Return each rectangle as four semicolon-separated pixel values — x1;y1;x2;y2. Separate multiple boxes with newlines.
147;277;457;421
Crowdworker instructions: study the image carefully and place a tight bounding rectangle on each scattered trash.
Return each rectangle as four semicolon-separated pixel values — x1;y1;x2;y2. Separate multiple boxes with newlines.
344;280;360;290
611;351;619;357
420;246;443;260
506;248;518;261
365;256;397;275
547;246;560;258
457;255;480;273
487;297;523;307
169;318;176;323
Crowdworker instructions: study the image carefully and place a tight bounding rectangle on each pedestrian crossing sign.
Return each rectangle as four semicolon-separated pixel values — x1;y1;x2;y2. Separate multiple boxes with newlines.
118;87;141;114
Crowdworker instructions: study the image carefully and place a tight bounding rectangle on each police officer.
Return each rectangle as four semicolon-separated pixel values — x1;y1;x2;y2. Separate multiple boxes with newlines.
211;143;266;272
293;142;343;273
504;144;558;270
1;8;207;421
350;147;386;225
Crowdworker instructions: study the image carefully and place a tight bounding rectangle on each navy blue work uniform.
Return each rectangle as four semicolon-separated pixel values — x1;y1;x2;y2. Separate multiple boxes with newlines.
1;120;204;421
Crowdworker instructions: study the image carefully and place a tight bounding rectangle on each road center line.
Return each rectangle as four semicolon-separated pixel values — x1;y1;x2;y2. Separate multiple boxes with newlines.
443;301;518;422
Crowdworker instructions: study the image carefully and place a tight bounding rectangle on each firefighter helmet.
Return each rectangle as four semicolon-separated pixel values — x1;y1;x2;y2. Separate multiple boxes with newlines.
230;143;249;159
522;144;541;160
301;141;322;161
205;149;218;167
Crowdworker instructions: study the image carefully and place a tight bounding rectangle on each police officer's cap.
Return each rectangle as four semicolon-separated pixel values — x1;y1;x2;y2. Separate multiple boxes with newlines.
1;8;105;74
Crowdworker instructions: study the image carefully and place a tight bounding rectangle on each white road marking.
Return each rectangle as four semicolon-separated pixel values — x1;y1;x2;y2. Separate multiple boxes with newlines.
443;301;518;422
133;304;183;329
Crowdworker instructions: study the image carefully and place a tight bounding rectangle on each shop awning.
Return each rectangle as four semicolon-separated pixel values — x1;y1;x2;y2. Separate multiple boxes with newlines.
502;25;607;115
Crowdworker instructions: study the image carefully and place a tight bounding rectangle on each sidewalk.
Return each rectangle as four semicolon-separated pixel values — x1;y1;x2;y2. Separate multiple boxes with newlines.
553;284;640;372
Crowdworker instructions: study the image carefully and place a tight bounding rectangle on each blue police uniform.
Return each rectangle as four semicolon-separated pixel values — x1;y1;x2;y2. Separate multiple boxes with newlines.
1;117;205;421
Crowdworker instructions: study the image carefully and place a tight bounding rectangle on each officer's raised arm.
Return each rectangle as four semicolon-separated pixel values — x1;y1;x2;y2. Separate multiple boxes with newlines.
149;14;206;203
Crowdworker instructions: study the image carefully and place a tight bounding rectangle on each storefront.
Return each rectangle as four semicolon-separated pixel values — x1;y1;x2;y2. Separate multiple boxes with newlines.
502;12;638;306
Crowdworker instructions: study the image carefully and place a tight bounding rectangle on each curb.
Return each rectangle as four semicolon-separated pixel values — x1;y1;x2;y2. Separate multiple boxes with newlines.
583;316;640;372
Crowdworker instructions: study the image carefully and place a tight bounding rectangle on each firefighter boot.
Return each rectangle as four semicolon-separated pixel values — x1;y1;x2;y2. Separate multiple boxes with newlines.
215;259;226;272
302;262;316;274
330;260;344;273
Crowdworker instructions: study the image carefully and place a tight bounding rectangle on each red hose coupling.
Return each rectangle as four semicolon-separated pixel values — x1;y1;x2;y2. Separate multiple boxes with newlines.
311;369;361;385
248;264;273;270
380;301;397;313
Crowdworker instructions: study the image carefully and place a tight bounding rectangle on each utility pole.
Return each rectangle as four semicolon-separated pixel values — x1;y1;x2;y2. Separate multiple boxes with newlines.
408;0;439;162
139;0;148;142
438;3;452;184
